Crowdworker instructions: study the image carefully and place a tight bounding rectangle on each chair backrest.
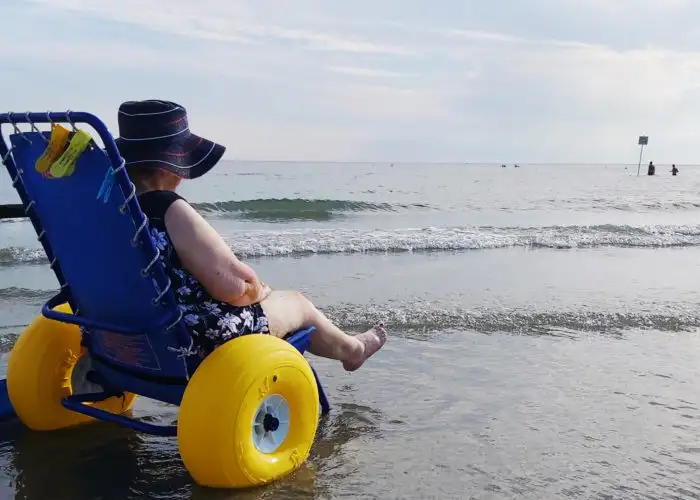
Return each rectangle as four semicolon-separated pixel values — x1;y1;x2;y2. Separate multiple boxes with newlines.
0;113;191;380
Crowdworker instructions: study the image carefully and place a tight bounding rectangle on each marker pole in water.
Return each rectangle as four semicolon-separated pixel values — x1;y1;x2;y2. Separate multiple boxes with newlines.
636;144;645;176
636;136;648;176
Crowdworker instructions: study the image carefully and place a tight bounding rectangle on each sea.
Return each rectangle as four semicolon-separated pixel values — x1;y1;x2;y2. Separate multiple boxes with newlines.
1;161;700;499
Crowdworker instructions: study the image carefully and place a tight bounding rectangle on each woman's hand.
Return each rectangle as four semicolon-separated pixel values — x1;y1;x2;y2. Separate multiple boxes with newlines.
258;281;273;302
227;278;273;306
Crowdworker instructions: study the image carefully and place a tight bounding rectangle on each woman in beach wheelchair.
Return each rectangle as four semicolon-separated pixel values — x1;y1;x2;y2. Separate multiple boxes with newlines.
0;101;386;489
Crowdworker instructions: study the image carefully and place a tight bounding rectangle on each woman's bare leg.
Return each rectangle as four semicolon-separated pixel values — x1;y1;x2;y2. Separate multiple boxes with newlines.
260;290;386;371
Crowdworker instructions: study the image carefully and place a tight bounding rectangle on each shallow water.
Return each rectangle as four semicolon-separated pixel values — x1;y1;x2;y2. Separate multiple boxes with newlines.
2;162;700;499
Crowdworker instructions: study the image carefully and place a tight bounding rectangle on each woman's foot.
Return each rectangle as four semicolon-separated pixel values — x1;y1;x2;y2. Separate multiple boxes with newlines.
342;324;388;372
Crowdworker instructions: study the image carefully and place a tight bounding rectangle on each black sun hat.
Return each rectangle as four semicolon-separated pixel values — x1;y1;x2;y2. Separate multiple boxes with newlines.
115;100;225;179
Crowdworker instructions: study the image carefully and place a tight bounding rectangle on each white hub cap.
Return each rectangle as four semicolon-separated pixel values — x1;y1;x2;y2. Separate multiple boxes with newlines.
252;394;290;453
71;354;105;395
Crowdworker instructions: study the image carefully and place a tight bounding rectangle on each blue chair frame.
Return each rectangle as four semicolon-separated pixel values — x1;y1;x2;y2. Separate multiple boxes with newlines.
0;111;329;436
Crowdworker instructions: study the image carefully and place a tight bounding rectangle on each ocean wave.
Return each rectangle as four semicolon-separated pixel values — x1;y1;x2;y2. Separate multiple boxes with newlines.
6;196;700;225
219;223;700;256
224;223;700;257
0;300;697;349
191;198;430;221
0;247;46;266
535;199;700;212
0;287;53;301
321;302;700;338
614;200;700;211
1;198;430;224
4;223;700;264
438;199;700;213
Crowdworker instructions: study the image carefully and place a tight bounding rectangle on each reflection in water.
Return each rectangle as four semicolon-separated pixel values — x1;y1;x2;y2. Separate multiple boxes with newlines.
313;402;383;464
12;422;141;500
8;419;194;500
0;399;384;500
190;402;384;500
2;330;700;497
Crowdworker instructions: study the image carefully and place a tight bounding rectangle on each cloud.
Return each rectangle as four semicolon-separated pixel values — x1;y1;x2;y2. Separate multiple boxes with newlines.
23;0;415;55
327;66;416;79
4;0;700;162
448;29;526;44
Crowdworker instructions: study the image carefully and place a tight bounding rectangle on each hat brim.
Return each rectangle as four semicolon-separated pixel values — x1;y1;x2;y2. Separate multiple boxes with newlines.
115;132;226;180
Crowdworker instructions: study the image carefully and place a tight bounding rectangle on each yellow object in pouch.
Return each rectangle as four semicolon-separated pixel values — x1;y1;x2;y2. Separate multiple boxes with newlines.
49;129;93;178
35;124;71;175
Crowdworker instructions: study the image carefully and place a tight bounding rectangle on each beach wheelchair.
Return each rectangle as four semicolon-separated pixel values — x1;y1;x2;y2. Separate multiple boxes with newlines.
0;111;330;489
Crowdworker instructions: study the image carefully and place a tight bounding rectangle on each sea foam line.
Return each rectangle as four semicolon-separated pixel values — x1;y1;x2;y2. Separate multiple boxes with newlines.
3;223;700;264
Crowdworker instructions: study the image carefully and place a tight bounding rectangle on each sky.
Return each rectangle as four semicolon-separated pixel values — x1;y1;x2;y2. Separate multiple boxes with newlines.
1;0;700;163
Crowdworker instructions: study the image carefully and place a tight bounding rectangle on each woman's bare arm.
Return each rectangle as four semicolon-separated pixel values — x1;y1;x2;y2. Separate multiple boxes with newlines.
164;199;263;304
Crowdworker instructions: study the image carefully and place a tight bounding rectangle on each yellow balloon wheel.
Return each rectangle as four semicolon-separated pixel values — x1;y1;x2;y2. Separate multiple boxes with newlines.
7;303;137;431
178;334;320;489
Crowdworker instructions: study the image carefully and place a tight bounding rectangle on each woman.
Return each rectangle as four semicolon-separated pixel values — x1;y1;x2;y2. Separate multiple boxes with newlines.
115;99;386;370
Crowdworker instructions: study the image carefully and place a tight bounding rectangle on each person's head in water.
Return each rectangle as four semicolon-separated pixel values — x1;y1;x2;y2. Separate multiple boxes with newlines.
115;100;226;193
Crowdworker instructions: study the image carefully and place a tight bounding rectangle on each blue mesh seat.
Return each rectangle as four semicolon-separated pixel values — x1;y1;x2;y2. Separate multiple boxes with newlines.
0;112;329;432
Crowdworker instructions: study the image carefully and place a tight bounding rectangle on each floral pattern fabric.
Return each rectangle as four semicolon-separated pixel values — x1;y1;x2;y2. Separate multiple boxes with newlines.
141;191;270;360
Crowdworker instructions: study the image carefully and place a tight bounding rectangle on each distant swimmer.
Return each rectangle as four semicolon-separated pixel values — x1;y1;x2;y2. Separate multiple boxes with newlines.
647;161;655;176
514;164;520;168
671;164;679;176
501;164;506;168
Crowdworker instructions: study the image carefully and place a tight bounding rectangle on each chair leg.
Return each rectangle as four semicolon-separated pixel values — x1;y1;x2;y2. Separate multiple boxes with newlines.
310;366;330;414
62;394;177;436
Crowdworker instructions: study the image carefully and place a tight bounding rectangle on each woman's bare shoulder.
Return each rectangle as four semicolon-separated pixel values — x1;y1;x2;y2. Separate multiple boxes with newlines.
163;198;218;237
164;198;200;223
163;198;224;256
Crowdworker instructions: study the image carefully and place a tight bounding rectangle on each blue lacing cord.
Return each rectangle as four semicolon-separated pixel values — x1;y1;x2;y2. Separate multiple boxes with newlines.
101;157;193;380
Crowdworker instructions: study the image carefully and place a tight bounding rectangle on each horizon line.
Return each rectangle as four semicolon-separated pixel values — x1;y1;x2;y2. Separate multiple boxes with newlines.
222;159;698;167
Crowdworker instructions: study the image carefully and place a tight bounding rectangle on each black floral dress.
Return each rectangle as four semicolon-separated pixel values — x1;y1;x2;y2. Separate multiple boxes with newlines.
138;190;269;360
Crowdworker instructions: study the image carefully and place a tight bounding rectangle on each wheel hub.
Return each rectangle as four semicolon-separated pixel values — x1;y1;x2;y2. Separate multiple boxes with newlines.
71;354;105;395
252;394;290;453
263;413;280;432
